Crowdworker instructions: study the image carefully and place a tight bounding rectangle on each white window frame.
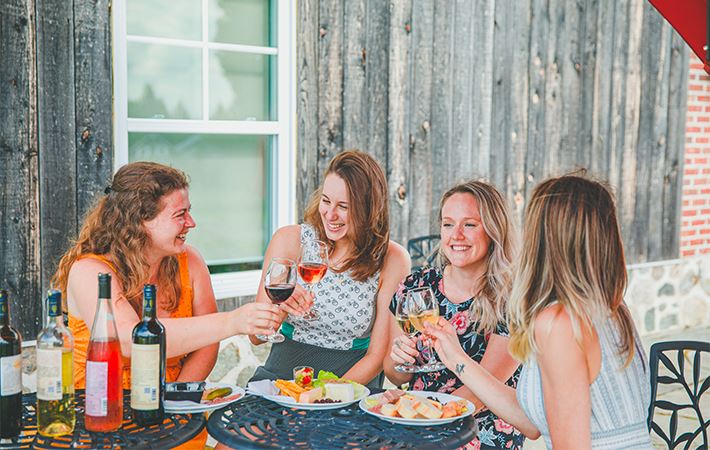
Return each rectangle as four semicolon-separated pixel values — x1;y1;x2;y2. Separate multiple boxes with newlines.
112;0;297;298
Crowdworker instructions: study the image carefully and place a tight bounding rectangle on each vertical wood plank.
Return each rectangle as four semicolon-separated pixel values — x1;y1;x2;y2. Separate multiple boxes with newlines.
342;0;367;152
0;0;41;337
317;0;344;177
364;0;390;166
407;0;435;237
387;0;412;244
36;0;77;293
73;0;112;221
297;0;319;218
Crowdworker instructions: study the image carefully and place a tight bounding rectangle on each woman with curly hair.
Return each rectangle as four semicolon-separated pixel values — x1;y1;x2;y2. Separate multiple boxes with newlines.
52;162;286;390
428;175;651;449
384;180;525;450
249;150;410;388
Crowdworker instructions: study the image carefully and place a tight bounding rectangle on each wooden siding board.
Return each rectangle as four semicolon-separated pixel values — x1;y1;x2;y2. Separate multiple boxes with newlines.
576;0;597;171
408;0;434;238
471;0;495;191
73;0;112;221
36;0;77;293
450;0;474;182
0;0;41;337
364;0;389;166
316;0;344;177
386;0;412;243
342;0;367;151
591;1;614;178
296;0;319;218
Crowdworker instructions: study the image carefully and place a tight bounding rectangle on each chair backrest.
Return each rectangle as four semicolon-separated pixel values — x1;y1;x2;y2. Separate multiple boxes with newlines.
407;235;440;271
647;340;709;450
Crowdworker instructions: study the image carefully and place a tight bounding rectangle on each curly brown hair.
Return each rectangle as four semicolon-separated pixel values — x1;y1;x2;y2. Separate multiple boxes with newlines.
52;162;189;313
303;150;390;282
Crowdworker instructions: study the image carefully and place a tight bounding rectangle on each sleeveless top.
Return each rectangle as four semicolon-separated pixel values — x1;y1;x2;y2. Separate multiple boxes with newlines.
389;267;526;450
68;252;195;389
282;223;381;350
516;315;652;449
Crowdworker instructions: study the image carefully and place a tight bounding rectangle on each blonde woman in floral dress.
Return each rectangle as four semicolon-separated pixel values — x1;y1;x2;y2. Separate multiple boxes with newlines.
384;180;525;450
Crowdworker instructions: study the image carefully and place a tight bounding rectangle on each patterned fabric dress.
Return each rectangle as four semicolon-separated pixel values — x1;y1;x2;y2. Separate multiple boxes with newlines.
389;268;525;450
250;223;385;388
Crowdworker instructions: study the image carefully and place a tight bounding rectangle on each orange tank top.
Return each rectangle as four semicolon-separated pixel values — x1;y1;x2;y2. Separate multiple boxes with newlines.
68;253;194;389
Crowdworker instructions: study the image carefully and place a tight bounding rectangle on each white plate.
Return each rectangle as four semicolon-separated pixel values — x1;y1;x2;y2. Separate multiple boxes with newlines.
359;390;475;426
262;385;370;410
164;383;245;414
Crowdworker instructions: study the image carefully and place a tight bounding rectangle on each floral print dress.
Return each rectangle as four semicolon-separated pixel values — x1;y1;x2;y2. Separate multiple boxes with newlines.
389;268;525;450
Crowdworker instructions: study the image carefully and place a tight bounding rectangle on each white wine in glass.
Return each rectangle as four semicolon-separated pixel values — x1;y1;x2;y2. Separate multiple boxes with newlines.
407;286;446;372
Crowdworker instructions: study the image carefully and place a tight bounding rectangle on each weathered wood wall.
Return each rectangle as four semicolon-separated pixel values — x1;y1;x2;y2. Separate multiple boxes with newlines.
297;0;690;265
0;0;112;337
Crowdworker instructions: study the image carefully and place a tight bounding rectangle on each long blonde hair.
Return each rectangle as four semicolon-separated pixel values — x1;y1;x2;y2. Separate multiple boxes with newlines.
508;175;636;366
303;150;390;282
52;162;189;313
437;180;518;335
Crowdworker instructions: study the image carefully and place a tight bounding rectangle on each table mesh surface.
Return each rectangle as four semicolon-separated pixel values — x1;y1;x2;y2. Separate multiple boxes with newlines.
0;391;204;449
207;395;477;449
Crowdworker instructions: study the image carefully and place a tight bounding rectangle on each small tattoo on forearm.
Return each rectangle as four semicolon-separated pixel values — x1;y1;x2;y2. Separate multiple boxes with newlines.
455;363;465;375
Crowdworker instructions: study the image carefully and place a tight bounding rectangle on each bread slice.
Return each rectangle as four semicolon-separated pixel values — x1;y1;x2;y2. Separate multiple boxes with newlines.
396;398;419;419
414;398;443;419
380;404;397;417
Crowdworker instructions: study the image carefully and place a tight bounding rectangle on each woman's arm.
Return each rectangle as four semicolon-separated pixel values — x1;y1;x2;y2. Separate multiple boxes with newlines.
534;305;594;449
427;319;540;439
176;246;219;382
249;225;314;346
342;242;411;385
450;334;520;412
67;258;281;359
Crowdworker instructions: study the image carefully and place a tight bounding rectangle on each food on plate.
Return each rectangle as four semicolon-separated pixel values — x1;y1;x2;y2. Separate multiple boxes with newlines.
203;386;233;401
205;392;243;405
272;370;365;404
366;391;469;420
324;383;354;402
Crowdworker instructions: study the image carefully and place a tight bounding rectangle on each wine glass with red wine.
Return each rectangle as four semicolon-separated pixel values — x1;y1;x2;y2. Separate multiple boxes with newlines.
297;239;329;320
256;258;297;343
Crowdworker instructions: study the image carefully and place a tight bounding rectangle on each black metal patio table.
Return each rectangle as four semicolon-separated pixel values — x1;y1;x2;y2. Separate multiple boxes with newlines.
207;393;478;449
0;390;205;449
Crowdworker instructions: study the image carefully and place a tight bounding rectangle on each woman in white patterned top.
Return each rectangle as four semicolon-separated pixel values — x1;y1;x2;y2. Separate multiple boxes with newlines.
427;175;652;449
249;150;410;388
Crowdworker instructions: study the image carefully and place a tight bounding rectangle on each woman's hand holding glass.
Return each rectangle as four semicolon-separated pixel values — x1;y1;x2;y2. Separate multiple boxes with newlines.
425;318;469;371
391;294;421;373
279;283;315;317
407;286;447;372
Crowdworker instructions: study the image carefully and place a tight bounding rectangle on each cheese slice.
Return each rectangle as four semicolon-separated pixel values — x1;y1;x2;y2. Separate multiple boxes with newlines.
324;383;354;402
298;387;323;403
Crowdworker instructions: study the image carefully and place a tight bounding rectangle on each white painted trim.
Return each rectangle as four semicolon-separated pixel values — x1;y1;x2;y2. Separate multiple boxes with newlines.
112;0;129;168
627;259;684;270
211;270;261;299
126;119;280;135
201;0;209;122
126;35;278;55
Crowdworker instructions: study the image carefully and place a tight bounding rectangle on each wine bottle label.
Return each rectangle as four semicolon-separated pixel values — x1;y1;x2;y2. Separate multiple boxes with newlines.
130;343;160;410
85;361;108;416
37;348;62;401
0;354;22;396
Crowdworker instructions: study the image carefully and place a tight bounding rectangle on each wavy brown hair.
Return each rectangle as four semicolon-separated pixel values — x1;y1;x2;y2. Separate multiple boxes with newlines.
303;150;389;282
508;175;637;367
437;180;518;335
52;162;189;313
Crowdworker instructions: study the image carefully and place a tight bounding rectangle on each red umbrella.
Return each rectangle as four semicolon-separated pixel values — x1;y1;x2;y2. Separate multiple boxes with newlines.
648;0;709;73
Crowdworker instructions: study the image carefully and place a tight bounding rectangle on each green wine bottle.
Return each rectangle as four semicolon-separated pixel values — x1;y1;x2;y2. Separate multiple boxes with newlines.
0;290;22;439
130;284;165;425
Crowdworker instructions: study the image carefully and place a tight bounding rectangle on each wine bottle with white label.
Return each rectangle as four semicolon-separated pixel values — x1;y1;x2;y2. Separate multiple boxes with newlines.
130;284;165;425
0;289;22;439
36;289;75;437
85;273;123;432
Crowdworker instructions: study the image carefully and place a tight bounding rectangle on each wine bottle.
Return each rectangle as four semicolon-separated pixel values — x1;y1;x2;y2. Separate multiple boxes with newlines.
130;284;165;426
85;273;123;432
0;290;22;439
36;289;75;437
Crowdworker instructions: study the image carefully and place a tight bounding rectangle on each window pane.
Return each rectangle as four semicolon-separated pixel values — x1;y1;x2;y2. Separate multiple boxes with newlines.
209;51;273;120
128;43;202;119
127;0;201;40
209;0;271;46
128;133;269;263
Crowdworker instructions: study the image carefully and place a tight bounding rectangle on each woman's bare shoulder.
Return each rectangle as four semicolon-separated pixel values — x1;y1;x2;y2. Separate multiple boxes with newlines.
68;256;116;280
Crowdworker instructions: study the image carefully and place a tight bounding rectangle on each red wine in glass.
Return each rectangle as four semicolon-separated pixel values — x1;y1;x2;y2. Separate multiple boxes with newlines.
297;263;328;284
265;283;295;304
257;258;296;343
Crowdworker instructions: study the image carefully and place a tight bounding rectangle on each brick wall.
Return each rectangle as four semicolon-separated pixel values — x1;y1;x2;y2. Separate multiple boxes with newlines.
681;55;710;257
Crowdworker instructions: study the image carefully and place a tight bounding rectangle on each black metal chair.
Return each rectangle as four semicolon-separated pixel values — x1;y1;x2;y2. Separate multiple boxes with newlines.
647;340;709;450
407;235;440;271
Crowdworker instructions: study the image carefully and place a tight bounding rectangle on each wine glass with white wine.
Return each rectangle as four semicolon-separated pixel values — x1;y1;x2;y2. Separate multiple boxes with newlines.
407;286;446;372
